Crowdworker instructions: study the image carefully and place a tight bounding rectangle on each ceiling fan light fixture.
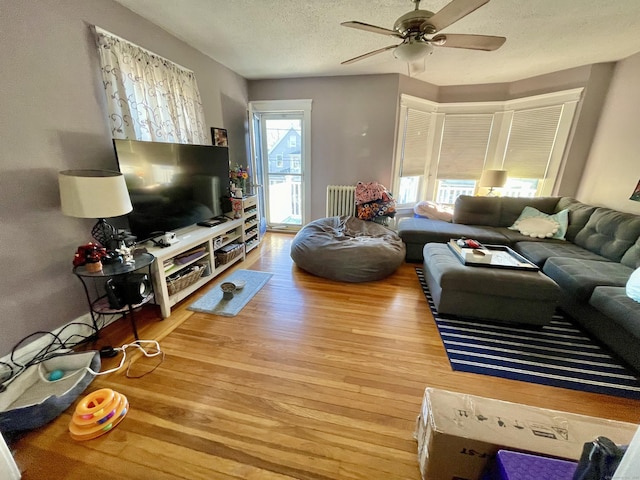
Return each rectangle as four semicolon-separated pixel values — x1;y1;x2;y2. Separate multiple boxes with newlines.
393;40;434;62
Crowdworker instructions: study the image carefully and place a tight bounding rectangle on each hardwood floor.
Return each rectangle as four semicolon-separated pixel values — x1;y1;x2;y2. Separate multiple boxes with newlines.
10;232;640;479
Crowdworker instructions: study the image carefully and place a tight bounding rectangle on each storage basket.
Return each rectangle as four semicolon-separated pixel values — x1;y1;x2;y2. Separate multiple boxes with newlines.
215;243;244;265
167;266;204;296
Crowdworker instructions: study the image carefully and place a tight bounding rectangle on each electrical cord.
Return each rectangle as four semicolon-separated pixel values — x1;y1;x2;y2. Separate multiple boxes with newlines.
87;340;164;378
0;323;161;392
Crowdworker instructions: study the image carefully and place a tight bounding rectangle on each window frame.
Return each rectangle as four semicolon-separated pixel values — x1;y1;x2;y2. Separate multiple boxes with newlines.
392;89;583;206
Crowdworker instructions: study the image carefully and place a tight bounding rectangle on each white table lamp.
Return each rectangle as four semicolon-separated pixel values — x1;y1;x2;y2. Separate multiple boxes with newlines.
59;169;132;246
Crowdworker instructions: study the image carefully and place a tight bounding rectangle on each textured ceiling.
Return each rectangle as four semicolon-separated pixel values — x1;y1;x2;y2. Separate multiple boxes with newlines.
114;0;640;86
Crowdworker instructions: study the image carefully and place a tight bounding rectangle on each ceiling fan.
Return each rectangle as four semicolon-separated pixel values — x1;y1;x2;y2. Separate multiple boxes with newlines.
341;0;506;69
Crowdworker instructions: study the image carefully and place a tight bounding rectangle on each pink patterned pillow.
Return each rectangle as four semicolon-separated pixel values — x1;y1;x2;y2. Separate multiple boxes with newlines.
355;182;388;205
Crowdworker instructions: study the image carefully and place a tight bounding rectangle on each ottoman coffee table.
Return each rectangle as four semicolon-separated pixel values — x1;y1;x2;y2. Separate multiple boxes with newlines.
422;243;560;325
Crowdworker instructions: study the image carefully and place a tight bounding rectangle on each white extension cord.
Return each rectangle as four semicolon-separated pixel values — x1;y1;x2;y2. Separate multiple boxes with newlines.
87;340;163;376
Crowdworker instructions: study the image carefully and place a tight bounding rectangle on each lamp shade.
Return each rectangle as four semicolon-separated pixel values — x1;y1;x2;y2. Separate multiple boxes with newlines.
59;170;132;219
478;169;508;188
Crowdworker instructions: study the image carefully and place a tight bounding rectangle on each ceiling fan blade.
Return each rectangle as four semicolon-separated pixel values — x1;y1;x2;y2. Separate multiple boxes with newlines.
341;44;399;65
432;33;506;51
423;0;490;33
341;21;403;38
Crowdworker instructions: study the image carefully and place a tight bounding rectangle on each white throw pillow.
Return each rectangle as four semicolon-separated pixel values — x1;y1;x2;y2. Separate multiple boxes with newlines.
627;267;640;302
511;216;559;238
509;206;568;239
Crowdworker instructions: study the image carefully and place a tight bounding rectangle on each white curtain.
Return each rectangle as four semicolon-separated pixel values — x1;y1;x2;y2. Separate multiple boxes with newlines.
94;26;207;144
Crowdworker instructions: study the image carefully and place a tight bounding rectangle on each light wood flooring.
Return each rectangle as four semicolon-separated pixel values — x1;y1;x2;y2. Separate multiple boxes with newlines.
10;232;640;479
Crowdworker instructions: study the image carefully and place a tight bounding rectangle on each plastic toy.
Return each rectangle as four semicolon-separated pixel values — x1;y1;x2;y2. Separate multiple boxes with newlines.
69;388;128;441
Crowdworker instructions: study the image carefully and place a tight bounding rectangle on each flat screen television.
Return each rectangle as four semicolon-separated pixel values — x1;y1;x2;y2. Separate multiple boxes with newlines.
113;139;230;242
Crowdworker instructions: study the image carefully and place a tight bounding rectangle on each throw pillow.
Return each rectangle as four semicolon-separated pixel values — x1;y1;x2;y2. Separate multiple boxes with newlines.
413;201;453;222
357;198;397;221
509;206;569;240
627;267;640;302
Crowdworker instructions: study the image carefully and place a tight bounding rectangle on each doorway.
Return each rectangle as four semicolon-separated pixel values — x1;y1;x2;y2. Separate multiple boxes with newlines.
249;100;312;231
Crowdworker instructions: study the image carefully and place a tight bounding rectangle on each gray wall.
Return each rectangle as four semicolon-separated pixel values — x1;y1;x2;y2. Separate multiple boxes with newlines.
248;74;400;220
249;65;615;221
578;51;640;214
0;0;248;357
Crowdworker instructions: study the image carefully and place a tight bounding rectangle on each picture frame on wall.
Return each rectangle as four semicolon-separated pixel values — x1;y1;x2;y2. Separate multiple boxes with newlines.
211;127;228;147
631;179;640;202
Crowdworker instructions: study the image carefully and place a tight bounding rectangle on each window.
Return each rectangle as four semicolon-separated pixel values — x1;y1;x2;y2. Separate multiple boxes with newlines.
436;180;476;204
502;178;539;198
94;27;207;144
288;136;297;148
393;89;582;206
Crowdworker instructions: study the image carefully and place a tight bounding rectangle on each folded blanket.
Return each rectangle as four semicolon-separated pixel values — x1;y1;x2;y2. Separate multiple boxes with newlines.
413;201;453;222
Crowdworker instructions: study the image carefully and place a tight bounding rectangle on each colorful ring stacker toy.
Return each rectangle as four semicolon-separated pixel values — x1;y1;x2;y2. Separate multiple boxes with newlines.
69;388;129;441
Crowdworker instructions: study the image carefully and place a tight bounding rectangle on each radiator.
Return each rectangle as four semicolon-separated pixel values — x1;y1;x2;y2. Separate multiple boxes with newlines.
326;185;356;217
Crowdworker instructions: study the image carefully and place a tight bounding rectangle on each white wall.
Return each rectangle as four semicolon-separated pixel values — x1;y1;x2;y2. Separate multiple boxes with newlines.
577;52;640;214
0;0;248;357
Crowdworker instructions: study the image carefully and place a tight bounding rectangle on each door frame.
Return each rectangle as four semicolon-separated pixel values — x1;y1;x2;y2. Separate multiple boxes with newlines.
248;99;312;230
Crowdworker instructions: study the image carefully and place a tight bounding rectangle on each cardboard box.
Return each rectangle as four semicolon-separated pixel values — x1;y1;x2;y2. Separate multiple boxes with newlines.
415;388;638;480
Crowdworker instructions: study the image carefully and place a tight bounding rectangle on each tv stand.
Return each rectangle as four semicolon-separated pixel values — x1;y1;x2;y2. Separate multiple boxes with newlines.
145;218;245;318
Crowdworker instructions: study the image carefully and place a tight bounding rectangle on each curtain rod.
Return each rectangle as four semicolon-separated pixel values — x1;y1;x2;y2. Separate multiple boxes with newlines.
92;25;193;74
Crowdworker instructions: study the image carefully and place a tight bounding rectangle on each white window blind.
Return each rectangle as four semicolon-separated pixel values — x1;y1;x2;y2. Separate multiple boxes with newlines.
503;105;563;178
401;109;432;177
436;114;494;180
393;90;582;204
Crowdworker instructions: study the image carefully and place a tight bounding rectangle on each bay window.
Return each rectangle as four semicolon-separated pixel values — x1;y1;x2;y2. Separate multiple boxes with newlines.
393;89;583;206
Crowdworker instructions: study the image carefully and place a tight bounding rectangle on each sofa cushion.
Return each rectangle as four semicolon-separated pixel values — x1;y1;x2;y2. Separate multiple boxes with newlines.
499;196;560;227
397;217;508;245
496;228;560;245
543;257;634;303
452;195;561;227
514;241;610;268
555;198;597;242
453;195;502;226
589;286;640;338
620;237;640;269
573;207;640;262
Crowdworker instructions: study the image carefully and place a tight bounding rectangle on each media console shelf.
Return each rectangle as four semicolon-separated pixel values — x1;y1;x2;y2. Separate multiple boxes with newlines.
230;194;261;253
145;218;244;318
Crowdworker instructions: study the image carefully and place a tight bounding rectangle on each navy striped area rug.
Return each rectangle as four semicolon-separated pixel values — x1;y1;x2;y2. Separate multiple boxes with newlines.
416;268;640;400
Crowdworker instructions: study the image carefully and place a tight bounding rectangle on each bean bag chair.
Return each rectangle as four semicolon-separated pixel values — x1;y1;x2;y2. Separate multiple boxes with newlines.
290;216;406;282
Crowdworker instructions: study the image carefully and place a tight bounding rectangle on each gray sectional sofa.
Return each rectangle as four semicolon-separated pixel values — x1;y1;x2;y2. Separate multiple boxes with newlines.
397;195;640;373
